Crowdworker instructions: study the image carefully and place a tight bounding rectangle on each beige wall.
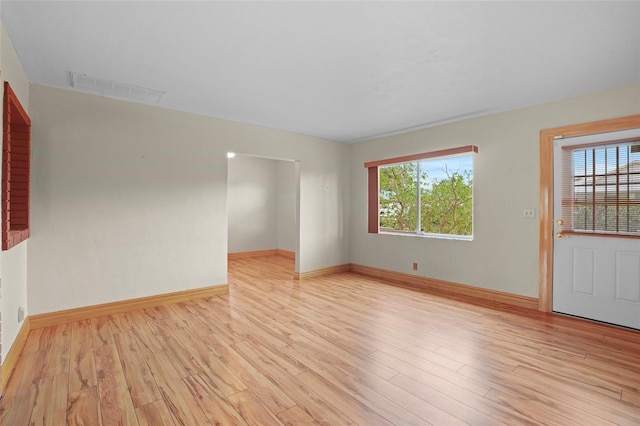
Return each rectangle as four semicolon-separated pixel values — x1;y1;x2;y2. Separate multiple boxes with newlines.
349;83;640;298
1;23;30;362
27;84;350;315
228;155;280;253
277;160;297;253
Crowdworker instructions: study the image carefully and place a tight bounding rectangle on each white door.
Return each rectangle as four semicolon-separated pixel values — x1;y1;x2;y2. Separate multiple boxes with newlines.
553;129;640;330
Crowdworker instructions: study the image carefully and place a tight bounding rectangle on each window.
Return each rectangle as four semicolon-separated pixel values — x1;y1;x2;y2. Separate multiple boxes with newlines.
365;145;477;238
2;82;31;250
561;137;640;236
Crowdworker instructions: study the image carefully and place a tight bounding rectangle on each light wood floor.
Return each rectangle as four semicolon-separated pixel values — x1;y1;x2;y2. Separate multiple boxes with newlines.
1;255;640;425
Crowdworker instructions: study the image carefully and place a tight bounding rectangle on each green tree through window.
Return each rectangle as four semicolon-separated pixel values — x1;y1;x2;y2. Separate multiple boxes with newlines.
379;156;473;237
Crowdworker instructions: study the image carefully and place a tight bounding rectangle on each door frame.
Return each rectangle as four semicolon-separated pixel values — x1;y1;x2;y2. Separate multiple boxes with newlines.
538;114;640;312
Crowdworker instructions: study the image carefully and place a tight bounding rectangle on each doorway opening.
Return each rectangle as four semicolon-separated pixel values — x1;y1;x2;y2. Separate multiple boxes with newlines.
227;153;300;275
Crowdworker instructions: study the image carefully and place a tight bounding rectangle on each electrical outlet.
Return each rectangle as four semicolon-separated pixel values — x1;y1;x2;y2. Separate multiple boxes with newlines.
412;262;418;271
18;306;25;323
523;208;535;219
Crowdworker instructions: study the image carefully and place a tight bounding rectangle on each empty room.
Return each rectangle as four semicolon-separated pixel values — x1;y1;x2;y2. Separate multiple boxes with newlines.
0;1;639;425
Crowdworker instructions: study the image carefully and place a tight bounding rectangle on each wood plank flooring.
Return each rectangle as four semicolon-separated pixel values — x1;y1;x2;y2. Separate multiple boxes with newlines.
1;254;640;425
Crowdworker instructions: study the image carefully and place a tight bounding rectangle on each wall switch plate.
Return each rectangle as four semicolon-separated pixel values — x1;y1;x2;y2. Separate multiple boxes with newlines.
523;208;535;219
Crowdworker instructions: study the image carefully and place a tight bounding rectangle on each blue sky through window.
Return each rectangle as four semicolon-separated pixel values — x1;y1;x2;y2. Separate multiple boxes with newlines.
420;155;473;185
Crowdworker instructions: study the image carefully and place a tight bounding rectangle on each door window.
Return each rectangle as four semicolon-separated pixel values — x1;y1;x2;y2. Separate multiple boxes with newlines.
561;139;640;236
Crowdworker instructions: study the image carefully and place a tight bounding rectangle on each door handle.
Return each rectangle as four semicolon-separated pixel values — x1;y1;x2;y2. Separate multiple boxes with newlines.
556;232;568;239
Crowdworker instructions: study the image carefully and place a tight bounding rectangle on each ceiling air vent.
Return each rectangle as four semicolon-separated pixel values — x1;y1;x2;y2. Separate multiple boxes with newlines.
69;71;167;104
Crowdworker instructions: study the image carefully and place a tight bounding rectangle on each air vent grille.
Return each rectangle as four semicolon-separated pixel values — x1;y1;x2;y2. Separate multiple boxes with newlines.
70;72;166;104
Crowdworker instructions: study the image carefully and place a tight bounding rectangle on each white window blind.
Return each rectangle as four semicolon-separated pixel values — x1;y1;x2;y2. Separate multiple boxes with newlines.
561;137;640;236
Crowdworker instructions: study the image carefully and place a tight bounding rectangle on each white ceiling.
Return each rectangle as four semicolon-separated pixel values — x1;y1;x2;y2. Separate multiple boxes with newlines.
2;1;639;142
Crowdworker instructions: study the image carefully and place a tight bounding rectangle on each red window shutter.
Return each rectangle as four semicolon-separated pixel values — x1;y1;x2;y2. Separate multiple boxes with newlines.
3;82;31;250
367;166;378;234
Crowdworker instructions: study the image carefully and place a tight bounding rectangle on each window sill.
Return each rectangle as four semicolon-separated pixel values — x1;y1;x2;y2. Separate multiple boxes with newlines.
378;231;473;241
564;230;640;240
4;228;30;250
